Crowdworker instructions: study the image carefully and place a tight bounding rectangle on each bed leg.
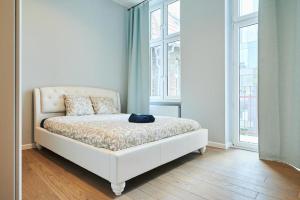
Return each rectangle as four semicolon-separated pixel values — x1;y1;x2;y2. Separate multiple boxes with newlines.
111;182;125;196
199;146;206;155
36;143;43;150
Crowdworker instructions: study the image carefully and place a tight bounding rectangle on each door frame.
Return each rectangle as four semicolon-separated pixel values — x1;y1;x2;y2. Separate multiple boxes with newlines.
16;0;22;199
232;0;258;152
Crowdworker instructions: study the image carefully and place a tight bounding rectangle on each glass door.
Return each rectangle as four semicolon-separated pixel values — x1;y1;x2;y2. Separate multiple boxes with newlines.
233;0;259;151
239;23;258;145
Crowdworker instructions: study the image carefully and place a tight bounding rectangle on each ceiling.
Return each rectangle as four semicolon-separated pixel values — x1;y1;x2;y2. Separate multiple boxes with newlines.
112;0;145;8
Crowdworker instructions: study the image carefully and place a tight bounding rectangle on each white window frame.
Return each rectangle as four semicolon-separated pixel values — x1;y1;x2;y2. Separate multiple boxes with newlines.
232;0;258;151
150;0;181;103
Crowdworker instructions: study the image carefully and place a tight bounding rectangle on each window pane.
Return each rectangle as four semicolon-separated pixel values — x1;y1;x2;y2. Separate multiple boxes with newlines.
151;46;163;97
239;0;259;16
167;41;180;97
239;24;258;144
168;1;180;35
151;9;161;40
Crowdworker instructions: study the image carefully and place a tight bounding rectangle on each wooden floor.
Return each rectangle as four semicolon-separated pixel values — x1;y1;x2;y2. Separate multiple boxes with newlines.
23;147;300;200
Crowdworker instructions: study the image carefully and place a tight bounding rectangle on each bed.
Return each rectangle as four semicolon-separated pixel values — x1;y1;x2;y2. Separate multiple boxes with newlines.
34;87;208;196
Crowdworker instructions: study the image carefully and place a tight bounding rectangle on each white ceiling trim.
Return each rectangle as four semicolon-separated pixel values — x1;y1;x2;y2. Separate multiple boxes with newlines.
112;0;145;8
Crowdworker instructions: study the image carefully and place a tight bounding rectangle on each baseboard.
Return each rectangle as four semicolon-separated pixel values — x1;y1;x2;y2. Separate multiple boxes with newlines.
208;141;232;149
22;143;36;150
225;142;233;149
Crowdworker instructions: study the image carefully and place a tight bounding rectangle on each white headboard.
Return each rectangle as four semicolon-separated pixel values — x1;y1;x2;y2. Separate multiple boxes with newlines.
34;86;121;128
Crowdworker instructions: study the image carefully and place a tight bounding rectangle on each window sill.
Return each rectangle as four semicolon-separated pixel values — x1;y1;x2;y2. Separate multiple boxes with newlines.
149;100;181;106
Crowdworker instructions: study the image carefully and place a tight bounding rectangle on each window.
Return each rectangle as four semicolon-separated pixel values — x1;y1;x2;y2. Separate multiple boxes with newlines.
233;0;258;150
150;46;163;97
150;0;180;102
167;41;180;97
239;0;258;16
167;1;180;35
150;9;161;40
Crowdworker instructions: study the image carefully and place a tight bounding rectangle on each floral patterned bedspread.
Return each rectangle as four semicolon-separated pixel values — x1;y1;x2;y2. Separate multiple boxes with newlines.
44;114;201;151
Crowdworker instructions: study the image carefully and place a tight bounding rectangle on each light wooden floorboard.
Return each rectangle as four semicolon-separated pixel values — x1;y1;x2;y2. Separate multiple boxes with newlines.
23;147;300;200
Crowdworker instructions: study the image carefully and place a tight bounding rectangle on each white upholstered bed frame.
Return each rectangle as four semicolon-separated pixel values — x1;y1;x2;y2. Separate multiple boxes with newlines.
34;87;208;196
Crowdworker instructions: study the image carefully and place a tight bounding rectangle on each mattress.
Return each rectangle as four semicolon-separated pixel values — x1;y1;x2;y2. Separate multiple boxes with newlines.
43;114;201;151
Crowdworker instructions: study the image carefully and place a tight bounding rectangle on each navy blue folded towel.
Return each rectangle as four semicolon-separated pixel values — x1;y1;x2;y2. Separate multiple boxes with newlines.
40;118;48;128
128;113;155;123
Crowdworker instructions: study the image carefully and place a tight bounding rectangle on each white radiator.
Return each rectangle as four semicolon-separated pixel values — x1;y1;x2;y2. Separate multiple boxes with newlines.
149;105;180;117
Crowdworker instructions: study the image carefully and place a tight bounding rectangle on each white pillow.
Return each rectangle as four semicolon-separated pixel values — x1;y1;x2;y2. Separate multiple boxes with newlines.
90;96;118;114
64;95;94;116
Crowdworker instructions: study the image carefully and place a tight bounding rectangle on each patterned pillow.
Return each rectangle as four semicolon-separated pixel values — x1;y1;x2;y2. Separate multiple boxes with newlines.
64;95;94;116
90;96;118;114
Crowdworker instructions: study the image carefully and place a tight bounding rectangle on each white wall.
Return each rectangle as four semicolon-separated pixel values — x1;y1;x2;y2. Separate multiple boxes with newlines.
0;0;16;199
181;0;229;145
22;0;128;145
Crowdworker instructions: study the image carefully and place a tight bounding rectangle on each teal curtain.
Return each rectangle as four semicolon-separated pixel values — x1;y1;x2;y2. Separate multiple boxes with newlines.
258;0;300;169
127;2;150;114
